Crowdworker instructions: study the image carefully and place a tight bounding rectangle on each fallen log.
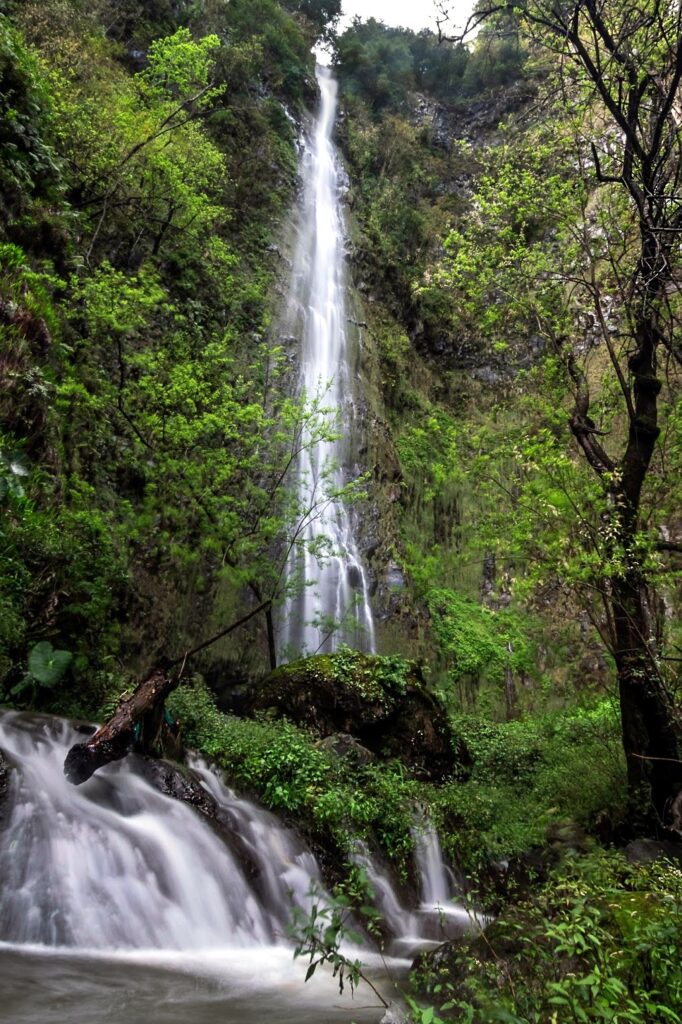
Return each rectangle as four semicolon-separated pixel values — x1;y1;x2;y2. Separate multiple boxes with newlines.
64;667;174;785
64;599;271;785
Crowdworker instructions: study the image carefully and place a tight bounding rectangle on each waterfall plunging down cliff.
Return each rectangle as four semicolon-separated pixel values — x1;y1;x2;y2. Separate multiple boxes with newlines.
281;66;375;658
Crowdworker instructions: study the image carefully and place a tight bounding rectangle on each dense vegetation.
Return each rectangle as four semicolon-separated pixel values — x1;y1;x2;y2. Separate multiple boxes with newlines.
1;0;682;1021
0;0;337;709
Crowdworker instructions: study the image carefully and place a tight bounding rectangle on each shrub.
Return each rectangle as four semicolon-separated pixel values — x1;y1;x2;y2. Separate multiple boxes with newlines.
415;848;682;1024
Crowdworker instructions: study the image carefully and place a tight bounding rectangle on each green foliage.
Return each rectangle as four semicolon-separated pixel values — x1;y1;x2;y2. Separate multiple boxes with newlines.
416;134;584;353
427;589;534;693
417;849;682;1023
331;644;412;701
289;885;386;1003
219;0;315;103
335;19;416;113
282;0;341;42
168;678;421;869
0;476;129;708
461;10;527;96
334;13;527;116
141;28;222;102
431;702;626;871
0;0;323;703
339;99;463;347
334;19;471;113
27;639;72;686
0;14;60;217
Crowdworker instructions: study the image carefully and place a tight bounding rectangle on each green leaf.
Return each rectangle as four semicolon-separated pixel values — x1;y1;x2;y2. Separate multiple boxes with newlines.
28;641;73;687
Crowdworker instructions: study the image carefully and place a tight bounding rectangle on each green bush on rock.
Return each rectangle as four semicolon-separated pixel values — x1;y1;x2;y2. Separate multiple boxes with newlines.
168;677;422;872
249;648;461;781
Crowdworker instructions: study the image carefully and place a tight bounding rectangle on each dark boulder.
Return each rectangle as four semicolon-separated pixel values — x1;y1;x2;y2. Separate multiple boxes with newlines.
138;757;216;818
0;749;12;828
625;837;682;868
249;650;465;781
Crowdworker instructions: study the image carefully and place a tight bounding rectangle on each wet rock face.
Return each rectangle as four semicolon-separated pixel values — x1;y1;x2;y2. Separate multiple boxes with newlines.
625;838;682;868
0;750;12;828
249;651;464;781
139;758;217;819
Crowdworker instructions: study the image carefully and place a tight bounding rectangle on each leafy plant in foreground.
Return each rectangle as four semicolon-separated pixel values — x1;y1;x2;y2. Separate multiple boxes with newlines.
289;884;388;1008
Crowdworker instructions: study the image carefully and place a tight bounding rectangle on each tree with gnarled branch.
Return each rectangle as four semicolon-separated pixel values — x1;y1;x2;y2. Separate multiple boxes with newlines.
435;0;682;826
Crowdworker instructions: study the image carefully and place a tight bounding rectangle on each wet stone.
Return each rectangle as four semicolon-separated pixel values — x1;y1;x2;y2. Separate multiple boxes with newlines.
139;757;217;819
380;1003;410;1024
0;749;12;828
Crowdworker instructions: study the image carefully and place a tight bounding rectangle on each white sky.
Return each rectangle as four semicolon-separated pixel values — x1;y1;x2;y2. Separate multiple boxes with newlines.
338;0;475;35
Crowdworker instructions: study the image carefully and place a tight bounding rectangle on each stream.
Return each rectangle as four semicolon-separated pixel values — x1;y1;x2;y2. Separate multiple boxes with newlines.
0;712;475;1023
0;946;394;1024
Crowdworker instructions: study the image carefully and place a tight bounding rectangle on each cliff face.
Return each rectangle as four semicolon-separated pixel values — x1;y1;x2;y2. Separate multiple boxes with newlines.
332;20;631;715
331;55;538;667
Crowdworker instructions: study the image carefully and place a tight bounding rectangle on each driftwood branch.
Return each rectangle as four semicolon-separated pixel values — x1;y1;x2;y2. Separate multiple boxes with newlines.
64;667;174;785
63;599;272;785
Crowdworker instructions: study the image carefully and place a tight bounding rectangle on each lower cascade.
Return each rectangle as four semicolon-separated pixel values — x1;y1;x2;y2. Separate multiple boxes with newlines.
0;713;476;1020
0;713;321;951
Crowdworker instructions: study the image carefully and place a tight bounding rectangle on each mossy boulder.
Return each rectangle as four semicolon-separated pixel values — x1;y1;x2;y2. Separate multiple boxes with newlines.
249;649;463;780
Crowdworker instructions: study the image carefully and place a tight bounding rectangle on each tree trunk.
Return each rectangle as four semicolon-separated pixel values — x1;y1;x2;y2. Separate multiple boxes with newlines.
612;576;681;825
265;606;277;670
504;643;518;721
612;272;681;823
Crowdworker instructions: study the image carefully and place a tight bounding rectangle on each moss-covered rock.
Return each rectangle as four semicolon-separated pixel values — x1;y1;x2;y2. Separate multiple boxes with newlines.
249;648;463;780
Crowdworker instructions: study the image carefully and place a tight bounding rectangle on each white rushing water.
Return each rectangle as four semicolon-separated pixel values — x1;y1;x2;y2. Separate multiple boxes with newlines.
352;837;478;960
0;714;315;950
282;67;375;657
0;712;482;1021
0;712;398;1022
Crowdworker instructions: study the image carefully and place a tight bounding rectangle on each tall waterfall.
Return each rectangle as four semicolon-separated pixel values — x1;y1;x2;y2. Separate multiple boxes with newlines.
282;67;375;657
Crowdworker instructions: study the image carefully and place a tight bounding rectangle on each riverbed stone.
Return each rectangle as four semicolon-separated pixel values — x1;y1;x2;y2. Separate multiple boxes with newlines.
625;837;682;867
139;757;217;818
380;1002;410;1024
0;749;12;828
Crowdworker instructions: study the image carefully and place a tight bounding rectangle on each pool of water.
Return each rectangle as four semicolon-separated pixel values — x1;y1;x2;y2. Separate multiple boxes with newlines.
0;944;406;1024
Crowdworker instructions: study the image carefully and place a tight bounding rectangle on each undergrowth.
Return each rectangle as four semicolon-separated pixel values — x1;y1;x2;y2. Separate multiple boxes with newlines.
169;678;627;888
168;678;420;873
414;847;682;1024
434;700;627;874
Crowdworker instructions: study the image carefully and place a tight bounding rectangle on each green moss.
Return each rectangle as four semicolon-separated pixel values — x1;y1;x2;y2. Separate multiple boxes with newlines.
270;647;416;707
